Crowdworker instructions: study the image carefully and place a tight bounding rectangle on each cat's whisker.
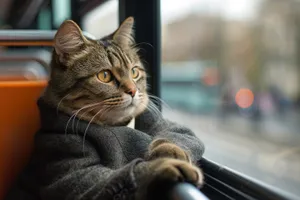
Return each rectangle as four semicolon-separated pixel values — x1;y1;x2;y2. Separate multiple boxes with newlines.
133;42;154;50
148;103;161;118
71;102;103;134
65;102;102;135
79;104;114;137
56;93;71;114
75;104;104;135
102;97;123;103
148;94;171;111
143;103;158;118
73;102;104;135
104;100;131;106
141;100;162;120
146;83;152;89
82;106;110;154
104;102;122;105
65;111;80;136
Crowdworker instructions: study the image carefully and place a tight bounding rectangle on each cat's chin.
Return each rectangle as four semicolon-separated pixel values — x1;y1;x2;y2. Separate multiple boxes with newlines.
108;105;139;121
101;97;149;126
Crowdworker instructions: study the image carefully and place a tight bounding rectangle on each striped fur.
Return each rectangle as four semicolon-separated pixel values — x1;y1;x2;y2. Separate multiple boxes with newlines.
42;17;149;126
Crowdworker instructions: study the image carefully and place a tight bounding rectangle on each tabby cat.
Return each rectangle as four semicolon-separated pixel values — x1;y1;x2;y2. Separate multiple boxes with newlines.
6;17;205;200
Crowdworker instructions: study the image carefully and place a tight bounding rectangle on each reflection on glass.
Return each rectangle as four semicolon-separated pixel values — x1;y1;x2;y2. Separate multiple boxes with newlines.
161;0;300;196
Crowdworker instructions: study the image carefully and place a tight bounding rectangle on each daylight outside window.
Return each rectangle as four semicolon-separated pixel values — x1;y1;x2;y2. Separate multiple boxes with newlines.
161;0;300;197
82;0;118;39
82;0;300;196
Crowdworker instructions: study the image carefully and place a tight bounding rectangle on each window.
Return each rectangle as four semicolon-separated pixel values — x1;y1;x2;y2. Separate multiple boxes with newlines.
161;0;300;197
82;0;118;39
52;0;71;29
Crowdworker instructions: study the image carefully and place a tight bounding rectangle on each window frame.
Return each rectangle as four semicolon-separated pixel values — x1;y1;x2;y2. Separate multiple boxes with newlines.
119;0;162;109
118;0;297;199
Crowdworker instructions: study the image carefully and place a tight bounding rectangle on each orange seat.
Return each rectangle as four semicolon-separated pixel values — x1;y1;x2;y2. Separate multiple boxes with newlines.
0;30;93;199
0;80;47;199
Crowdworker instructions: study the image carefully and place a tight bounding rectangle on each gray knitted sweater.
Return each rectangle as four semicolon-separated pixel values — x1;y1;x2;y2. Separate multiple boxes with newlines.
6;99;205;200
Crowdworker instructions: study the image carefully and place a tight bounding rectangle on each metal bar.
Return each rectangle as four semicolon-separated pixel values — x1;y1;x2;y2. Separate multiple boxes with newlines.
199;158;297;200
168;183;209;200
0;57;49;69
0;30;95;42
0;30;56;41
0;30;96;47
119;0;162;109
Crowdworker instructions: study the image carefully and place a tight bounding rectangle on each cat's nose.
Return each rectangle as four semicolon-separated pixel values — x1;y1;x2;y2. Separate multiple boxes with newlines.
126;87;137;97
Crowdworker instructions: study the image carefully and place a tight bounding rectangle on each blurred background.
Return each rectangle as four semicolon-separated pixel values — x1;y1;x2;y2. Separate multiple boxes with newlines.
160;0;300;197
0;0;299;197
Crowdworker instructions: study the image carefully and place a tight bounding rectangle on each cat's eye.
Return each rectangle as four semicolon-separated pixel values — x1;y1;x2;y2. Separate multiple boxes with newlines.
131;67;140;79
97;70;113;83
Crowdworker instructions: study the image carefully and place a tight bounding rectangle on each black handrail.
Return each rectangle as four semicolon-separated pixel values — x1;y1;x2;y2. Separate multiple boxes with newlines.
168;183;209;200
199;158;297;200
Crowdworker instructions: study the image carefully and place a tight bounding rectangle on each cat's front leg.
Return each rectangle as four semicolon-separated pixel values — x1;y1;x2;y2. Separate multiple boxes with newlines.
135;158;203;200
146;138;191;162
136;139;204;200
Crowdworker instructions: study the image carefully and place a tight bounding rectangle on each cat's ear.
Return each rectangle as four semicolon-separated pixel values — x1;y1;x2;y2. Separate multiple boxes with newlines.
54;20;88;55
112;17;135;48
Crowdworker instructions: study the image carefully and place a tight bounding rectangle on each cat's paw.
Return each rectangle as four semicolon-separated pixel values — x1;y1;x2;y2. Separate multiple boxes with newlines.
135;158;203;200
146;139;191;162
151;158;203;186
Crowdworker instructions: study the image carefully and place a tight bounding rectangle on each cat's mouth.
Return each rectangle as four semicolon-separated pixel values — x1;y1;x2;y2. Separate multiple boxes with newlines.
121;91;142;108
123;98;136;108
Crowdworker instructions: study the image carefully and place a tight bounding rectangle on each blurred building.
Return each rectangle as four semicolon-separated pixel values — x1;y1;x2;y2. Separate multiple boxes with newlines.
162;0;300;103
258;0;300;101
162;14;221;62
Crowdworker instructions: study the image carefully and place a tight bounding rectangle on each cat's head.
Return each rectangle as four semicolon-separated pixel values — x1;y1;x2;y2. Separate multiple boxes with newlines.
43;17;149;126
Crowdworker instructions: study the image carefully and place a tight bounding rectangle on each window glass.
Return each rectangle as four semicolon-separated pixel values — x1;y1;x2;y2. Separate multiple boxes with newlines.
52;0;71;28
161;0;300;196
38;8;52;30
82;0;118;39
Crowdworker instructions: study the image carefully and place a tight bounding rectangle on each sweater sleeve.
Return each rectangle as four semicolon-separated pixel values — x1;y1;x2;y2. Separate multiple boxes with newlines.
29;132;143;200
149;118;205;162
